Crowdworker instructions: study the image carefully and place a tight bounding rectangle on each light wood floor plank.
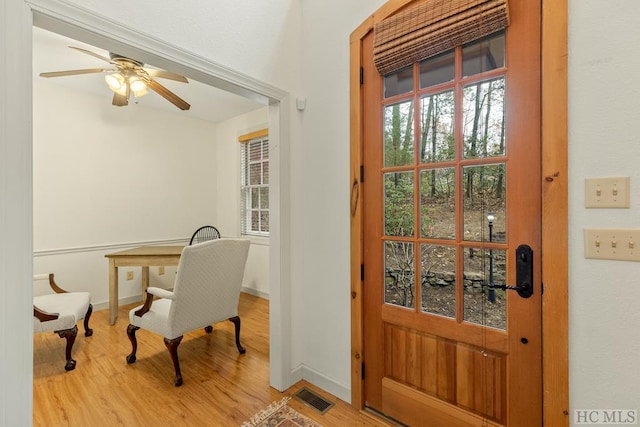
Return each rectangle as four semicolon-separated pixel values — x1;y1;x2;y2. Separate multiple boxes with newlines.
34;293;391;426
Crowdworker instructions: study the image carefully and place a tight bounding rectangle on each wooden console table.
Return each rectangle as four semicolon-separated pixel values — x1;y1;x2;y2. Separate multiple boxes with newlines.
105;245;184;325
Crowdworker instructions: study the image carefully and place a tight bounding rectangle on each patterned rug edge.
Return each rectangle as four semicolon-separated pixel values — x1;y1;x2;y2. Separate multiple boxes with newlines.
241;397;323;427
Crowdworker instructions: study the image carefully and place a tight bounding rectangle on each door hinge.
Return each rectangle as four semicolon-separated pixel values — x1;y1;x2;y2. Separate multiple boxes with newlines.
361;362;365;380
360;66;364;85
360;165;364;183
361;264;365;281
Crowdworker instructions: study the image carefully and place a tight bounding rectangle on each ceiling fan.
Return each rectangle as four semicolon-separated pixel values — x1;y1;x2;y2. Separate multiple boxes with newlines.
39;46;191;110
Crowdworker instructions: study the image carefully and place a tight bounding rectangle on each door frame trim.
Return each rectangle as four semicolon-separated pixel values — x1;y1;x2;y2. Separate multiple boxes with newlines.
349;1;568;425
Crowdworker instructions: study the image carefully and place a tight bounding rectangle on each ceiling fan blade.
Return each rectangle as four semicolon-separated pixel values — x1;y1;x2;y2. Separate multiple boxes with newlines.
40;68;112;78
147;79;191;110
69;46;113;63
112;91;129;107
143;69;189;83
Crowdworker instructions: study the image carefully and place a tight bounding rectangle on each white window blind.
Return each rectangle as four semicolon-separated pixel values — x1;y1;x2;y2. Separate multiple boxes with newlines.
240;135;269;236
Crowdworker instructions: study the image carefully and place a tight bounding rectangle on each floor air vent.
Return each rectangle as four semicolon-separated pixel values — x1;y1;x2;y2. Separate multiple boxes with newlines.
292;387;335;414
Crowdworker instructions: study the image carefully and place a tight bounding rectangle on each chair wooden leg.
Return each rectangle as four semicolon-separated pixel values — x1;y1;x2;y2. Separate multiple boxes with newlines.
126;324;140;364
164;336;184;387
229;316;246;354
83;304;94;337
56;325;78;371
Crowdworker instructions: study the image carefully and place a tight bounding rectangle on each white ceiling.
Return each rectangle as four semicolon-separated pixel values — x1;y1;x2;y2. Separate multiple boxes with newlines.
33;26;265;123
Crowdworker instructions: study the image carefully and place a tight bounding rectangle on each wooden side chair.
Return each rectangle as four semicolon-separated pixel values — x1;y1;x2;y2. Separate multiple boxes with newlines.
33;273;93;371
188;225;221;245
126;238;250;386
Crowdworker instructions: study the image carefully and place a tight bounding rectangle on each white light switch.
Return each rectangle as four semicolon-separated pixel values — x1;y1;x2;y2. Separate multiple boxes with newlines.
585;177;630;208
584;228;640;261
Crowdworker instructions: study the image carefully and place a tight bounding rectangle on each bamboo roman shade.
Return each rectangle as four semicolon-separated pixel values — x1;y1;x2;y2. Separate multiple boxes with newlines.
373;0;510;75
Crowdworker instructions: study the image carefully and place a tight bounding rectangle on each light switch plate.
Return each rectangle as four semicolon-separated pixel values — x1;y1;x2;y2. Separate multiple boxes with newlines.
585;177;630;208
584;228;640;261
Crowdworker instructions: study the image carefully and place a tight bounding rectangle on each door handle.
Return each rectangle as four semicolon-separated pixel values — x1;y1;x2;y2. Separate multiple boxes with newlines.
486;244;534;299
493;244;534;298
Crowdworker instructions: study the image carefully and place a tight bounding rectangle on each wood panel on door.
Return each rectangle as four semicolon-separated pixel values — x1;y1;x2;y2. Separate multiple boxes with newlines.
362;1;542;425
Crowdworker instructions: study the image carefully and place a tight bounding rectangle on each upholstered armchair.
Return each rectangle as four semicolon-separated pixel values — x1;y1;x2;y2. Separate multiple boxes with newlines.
126;238;250;386
33;273;93;371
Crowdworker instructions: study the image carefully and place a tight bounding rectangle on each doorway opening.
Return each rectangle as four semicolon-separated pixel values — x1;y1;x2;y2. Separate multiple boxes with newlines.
29;0;293;408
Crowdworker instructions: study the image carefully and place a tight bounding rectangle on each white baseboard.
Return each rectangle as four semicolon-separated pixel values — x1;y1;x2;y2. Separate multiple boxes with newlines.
92;295;143;312
241;286;269;300
92;290;266;313
290;364;351;404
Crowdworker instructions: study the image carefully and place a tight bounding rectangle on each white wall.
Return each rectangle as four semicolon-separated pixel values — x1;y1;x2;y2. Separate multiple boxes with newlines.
293;1;387;398
33;81;219;247
568;0;640;413
215;107;270;298
1;1;33;424
34;77;271;305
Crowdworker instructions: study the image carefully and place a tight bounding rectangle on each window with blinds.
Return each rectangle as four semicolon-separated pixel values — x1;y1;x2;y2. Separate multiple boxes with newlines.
240;135;269;236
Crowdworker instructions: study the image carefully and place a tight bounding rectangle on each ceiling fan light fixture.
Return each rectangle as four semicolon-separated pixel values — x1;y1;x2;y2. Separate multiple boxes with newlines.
105;73;124;91
115;85;128;97
132;87;148;98
129;76;148;97
43;46;189;109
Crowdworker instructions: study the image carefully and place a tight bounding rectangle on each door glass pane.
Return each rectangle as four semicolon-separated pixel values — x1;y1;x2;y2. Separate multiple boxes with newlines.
420;244;456;319
420;50;454;88
384;100;414;167
420;167;455;239
385;241;415;309
384;171;414;237
384;66;413;98
462;164;506;243
462;77;506;159
463;247;506;330
420;90;455;163
462;31;505;77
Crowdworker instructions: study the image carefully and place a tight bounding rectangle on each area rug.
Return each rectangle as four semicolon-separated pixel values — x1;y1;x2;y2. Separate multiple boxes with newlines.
241;397;323;427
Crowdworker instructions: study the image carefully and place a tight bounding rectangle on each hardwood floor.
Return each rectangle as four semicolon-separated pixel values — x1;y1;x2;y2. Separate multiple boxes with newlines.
33;293;392;426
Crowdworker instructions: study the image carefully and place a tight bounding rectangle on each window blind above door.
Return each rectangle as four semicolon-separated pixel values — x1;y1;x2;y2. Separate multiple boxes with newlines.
373;0;510;76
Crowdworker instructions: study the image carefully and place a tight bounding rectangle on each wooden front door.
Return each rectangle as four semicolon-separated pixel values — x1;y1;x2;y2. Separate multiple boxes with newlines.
360;1;541;425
